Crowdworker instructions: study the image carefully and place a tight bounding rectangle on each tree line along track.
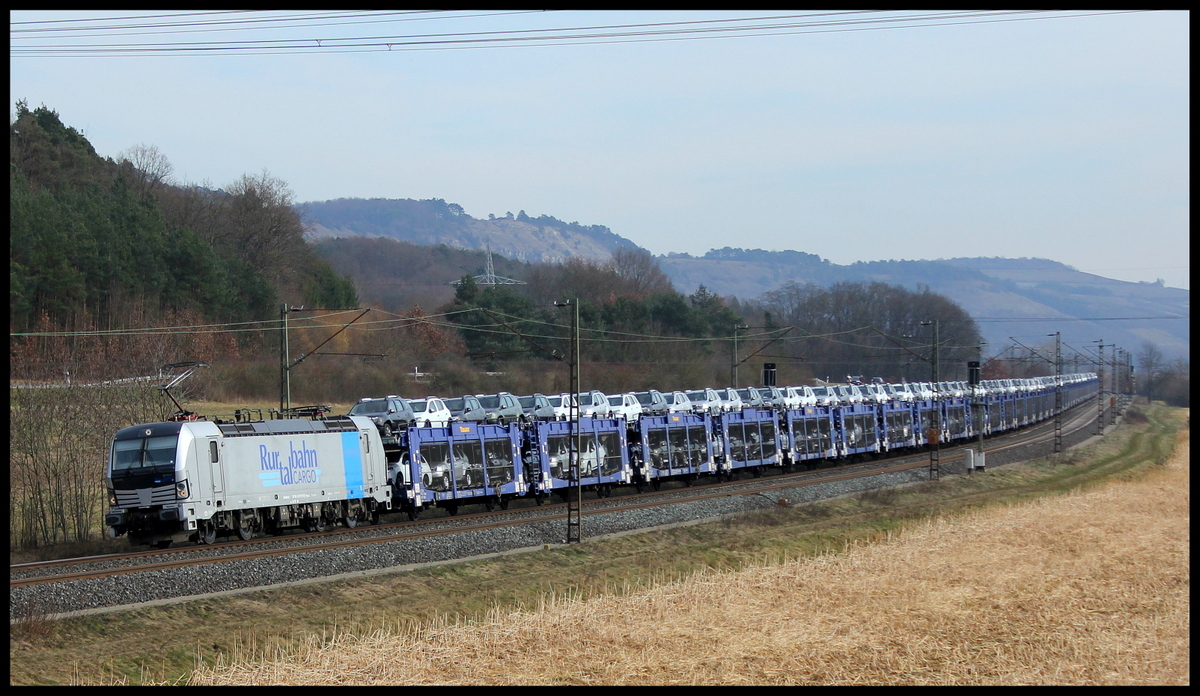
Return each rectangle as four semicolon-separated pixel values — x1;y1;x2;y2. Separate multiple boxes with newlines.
10;398;1111;595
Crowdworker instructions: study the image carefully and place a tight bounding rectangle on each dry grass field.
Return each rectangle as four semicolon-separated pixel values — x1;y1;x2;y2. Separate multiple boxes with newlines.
190;423;1190;685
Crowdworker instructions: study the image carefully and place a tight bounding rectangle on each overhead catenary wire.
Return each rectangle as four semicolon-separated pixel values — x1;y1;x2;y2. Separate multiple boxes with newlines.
8;306;478;337
11;306;1184;343
11;10;1143;57
9;10;541;35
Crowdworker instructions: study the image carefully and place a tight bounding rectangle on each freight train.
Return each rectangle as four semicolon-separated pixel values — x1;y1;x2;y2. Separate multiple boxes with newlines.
105;374;1098;547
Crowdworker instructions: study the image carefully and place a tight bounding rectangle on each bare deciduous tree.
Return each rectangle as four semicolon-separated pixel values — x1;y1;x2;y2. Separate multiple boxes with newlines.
609;247;675;299
225;170;310;292
117;143;173;200
1137;341;1165;400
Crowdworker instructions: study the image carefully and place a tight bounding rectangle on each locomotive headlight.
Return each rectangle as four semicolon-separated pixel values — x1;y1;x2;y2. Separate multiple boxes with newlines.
176;479;190;499
108;488;117;506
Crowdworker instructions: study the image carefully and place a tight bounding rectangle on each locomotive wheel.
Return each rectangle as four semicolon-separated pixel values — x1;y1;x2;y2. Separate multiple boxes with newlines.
198;520;217;545
155;540;173;549
343;514;358;529
235;512;255;541
310;515;326;533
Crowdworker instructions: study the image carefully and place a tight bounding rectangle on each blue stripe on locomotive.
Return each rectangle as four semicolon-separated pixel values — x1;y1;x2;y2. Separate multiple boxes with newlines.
340;431;364;499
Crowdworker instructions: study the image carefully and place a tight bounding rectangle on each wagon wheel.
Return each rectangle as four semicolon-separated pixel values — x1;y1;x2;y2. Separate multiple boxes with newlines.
235;511;255;541
198;519;217;545
651;480;661;491
485;497;496;512
498;496;510;510
407;505;420;521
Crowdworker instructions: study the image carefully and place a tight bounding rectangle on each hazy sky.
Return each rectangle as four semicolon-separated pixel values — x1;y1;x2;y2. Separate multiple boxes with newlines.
10;10;1190;289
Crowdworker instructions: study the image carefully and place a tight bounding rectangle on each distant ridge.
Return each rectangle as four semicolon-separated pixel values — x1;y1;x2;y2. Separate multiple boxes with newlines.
298;197;641;265
300;197;1188;359
659;248;1189;359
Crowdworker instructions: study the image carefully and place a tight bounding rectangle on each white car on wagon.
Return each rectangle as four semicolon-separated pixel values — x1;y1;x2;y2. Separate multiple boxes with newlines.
406;396;452;427
607;392;643;424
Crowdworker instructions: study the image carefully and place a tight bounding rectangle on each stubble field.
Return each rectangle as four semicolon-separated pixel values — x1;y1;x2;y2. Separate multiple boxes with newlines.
188;410;1189;685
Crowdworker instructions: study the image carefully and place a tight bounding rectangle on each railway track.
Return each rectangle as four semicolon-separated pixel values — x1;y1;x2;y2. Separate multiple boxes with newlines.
10;399;1105;594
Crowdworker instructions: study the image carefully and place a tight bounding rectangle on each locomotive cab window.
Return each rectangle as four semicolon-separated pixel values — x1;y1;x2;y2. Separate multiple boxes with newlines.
209;440;219;463
111;436;178;471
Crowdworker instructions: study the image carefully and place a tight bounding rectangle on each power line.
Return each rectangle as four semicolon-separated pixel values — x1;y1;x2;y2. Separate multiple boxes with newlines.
971;315;1188;323
14;309;1183;342
12;10;489;32
11;10;1142;57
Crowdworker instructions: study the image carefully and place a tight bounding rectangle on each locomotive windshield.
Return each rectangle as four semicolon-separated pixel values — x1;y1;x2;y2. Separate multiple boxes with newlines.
111;435;178;472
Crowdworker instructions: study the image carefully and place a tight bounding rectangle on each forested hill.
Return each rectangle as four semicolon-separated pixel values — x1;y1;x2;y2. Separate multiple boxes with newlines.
660;248;1190;359
299;197;642;264
9;103;357;336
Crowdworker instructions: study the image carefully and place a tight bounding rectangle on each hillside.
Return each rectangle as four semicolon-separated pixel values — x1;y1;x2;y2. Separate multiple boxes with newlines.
661;250;1189;359
312;237;535;311
10;104;355;337
299;196;1188;360
299;197;640;265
